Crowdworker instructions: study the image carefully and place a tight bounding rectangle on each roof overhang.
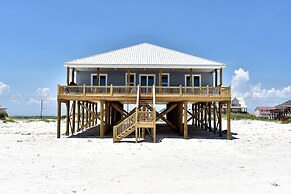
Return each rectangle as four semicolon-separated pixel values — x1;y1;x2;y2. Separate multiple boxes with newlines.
64;43;227;72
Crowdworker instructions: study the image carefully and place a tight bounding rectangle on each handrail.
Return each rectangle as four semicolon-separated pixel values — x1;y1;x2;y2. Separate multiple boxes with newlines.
136;84;140;108
59;85;231;97
152;84;156;109
113;109;137;142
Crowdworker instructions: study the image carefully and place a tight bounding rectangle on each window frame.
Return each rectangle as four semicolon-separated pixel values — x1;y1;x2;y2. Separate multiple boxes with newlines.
125;73;136;86
91;73;108;86
184;74;201;87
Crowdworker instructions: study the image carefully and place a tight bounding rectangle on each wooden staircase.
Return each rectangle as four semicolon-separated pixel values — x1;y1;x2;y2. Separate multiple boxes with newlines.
113;85;157;143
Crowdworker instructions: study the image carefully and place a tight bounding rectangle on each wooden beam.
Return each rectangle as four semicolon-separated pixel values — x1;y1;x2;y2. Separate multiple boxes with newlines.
227;102;231;140
156;103;177;120
111;103;127;116
57;100;61;138
66;67;70;85
145;104;178;131
184;101;188;139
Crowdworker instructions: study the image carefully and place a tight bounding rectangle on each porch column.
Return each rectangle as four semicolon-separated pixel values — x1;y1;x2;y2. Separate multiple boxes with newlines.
71;68;75;83
215;69;218;87
220;67;223;86
159;69;162;86
190;68;193;87
127;68;130;86
96;68;100;87
66;67;70;85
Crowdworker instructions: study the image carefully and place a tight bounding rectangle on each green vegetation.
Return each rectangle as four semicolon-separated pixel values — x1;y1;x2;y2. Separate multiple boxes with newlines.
41;118;56;123
222;113;261;120
2;118;16;123
222;113;291;124
281;120;291;124
0;111;8;120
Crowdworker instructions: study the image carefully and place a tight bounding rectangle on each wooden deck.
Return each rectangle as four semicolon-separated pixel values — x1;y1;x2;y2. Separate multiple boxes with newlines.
57;84;232;142
58;85;231;103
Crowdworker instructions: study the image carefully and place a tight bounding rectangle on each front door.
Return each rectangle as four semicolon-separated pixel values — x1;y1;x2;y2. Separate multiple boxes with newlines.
140;74;155;93
185;75;200;87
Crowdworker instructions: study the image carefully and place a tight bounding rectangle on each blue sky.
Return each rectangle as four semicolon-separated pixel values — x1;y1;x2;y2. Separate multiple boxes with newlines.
0;0;290;116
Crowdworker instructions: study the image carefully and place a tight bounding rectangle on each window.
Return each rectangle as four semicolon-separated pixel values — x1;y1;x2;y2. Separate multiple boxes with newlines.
91;74;107;86
161;73;170;86
125;73;136;86
139;74;156;86
185;74;201;86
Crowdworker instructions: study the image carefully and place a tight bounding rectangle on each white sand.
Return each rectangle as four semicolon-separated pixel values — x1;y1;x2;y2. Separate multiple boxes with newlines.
0;119;290;194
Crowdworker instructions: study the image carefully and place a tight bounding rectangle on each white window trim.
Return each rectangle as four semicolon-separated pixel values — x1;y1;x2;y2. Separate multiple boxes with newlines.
91;73;108;86
161;73;170;86
184;74;201;87
125;73;136;86
139;74;156;86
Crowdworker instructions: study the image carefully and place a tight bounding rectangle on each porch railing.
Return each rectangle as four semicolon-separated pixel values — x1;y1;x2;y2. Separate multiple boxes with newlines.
58;85;231;97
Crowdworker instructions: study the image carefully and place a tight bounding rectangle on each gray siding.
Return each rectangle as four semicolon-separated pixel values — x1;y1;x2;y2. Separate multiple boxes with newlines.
76;69;213;86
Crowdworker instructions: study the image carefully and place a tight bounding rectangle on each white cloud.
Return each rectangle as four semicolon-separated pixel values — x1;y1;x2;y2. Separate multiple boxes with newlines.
0;81;10;94
37;87;50;97
246;84;291;100
231;68;250;97
231;68;291;107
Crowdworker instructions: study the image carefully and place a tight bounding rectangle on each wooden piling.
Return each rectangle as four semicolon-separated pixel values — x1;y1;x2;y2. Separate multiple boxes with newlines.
183;101;188;139
57;99;61;138
100;101;104;138
227;102;231;140
66;101;70;136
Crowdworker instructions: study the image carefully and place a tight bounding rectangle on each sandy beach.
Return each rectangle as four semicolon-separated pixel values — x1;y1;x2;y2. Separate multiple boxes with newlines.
0;119;290;194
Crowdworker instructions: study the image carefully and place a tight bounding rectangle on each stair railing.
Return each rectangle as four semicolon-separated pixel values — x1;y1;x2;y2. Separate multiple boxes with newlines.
136;84;140;108
113;110;137;143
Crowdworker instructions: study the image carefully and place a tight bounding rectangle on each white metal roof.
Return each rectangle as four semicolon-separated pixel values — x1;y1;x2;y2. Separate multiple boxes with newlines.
65;42;226;70
232;97;247;108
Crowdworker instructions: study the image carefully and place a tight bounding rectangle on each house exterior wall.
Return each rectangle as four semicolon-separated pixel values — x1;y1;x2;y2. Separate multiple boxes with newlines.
76;69;213;86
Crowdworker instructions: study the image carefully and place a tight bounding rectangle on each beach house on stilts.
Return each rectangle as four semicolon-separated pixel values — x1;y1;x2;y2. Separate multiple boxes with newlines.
57;43;232;142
